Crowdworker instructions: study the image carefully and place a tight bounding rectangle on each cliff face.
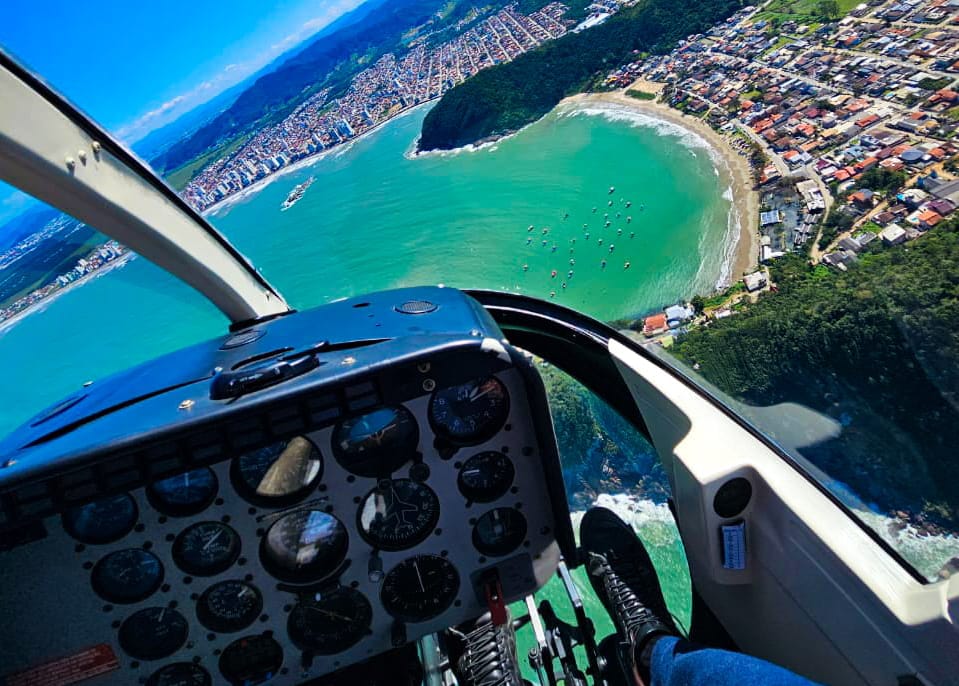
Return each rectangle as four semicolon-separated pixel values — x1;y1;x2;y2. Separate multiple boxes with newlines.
538;364;669;510
417;0;743;151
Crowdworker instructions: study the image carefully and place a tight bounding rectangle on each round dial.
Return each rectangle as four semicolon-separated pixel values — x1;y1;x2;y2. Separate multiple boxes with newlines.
231;436;323;505
147;467;218;517
332;406;419;477
381;555;460;622
287;586;373;654
219;635;283;686
62;493;137;545
146;662;212;686
197;580;263;633
429;377;510;445
118;607;188;661
260;509;348;584
472;507;528;557
91;548;164;604
357;479;440;551
171;521;241;577
458;451;515;503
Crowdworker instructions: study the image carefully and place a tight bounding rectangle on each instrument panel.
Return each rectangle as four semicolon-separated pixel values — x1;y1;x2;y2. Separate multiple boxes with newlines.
0;365;565;686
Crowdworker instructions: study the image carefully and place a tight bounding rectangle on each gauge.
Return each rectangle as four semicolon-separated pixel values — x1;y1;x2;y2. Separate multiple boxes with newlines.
172;521;241;577
118;607;188;661
231;436;322;505
91;548;164;604
62;493;138;545
332;406;419;477
357;479;440;551
380;555;459;622
472;507;527;557
429;376;510;445
197;580;263;633
147;467;218;517
260;509;348;584
219;634;283;686
458;451;515;503
146;662;212;686
287;586;373;654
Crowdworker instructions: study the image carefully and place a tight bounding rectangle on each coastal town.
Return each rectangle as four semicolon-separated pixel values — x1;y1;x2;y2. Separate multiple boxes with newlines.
8;0;959;329
606;0;959;340
181;1;587;212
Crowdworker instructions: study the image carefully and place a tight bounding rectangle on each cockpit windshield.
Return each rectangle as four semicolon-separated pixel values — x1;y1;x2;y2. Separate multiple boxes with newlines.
3;0;959;589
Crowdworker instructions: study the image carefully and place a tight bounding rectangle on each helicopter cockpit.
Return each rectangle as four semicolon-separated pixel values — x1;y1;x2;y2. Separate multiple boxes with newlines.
1;30;958;686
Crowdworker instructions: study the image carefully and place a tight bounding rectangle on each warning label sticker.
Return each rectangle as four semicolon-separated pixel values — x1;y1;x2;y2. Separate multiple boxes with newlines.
2;644;119;686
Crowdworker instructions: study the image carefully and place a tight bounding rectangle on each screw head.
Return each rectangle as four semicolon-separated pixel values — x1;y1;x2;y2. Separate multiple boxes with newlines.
422;379;436;392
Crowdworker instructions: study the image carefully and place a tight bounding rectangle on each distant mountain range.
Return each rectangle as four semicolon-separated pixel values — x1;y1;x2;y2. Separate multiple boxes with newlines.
150;0;468;174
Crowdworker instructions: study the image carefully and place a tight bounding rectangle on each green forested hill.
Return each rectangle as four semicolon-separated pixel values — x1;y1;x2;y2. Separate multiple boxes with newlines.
417;0;742;151
670;228;959;527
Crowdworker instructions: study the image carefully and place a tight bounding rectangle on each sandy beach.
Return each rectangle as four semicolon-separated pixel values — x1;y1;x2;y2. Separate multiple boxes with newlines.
562;87;760;282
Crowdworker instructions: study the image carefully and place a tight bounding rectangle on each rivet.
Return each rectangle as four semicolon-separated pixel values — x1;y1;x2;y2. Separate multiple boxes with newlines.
422;379;436;392
82;380;93;387
91;141;101;153
178;399;195;411
77;150;87;164
65;156;76;170
417;362;431;373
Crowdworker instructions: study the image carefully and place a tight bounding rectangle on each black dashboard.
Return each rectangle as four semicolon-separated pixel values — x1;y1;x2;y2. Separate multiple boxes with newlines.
0;287;573;686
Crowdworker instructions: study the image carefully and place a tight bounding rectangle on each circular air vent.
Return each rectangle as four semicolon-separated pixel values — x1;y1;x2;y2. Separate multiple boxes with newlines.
713;477;752;519
395;300;438;315
220;328;266;350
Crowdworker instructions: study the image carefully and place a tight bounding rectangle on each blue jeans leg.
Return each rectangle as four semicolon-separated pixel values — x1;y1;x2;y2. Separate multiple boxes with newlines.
649;636;820;686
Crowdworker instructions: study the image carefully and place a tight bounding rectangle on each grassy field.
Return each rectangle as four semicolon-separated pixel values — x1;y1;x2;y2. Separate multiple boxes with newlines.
625;89;656;100
163;133;252;191
756;0;859;24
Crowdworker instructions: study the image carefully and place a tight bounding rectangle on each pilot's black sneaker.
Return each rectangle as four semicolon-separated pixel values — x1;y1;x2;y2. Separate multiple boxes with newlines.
580;507;677;657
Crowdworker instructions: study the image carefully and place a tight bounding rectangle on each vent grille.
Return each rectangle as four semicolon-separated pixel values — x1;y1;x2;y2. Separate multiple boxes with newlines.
394;300;437;315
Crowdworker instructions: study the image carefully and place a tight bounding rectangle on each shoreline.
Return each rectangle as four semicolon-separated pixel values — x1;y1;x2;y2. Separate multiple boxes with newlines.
0;252;137;336
202;101;436;218
562;89;760;287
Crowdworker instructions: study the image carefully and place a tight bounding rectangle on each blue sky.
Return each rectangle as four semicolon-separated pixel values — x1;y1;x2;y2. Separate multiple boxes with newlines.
0;0;364;223
0;0;364;141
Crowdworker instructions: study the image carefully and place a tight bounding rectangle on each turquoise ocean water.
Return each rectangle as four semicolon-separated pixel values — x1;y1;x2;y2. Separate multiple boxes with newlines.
0;102;734;435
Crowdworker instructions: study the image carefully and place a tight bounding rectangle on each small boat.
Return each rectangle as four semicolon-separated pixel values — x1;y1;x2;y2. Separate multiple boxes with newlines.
616;213;621;219
608;200;613;207
551;245;557;252
542;239;548;246
598;238;603;246
528;225;535;232
523;264;529;271
281;176;315;210
624;261;631;269
605;221;611;228
563;212;569;220
640;204;645;211
626;201;632;208
592;207;597;213
569;258;575;266
526;237;532;244
609;244;615;253
551;270;557;278
561;282;567;290
627;216;632;223
550;291;556;298
630;232;635;238
585;233;590;240
608;186;615;194
617;229;622;235
568;270;574;278
601;259;607;269
542;228;549;234
583;223;588;229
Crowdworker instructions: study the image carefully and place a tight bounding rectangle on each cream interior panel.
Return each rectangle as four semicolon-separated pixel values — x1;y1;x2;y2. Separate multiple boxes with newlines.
609;339;959;686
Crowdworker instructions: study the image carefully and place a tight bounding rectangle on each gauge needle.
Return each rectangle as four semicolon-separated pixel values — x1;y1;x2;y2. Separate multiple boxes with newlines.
463;469;482;476
468;386;492;402
310;607;352;622
238;586;251;598
203;529;223;550
414;561;425;592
